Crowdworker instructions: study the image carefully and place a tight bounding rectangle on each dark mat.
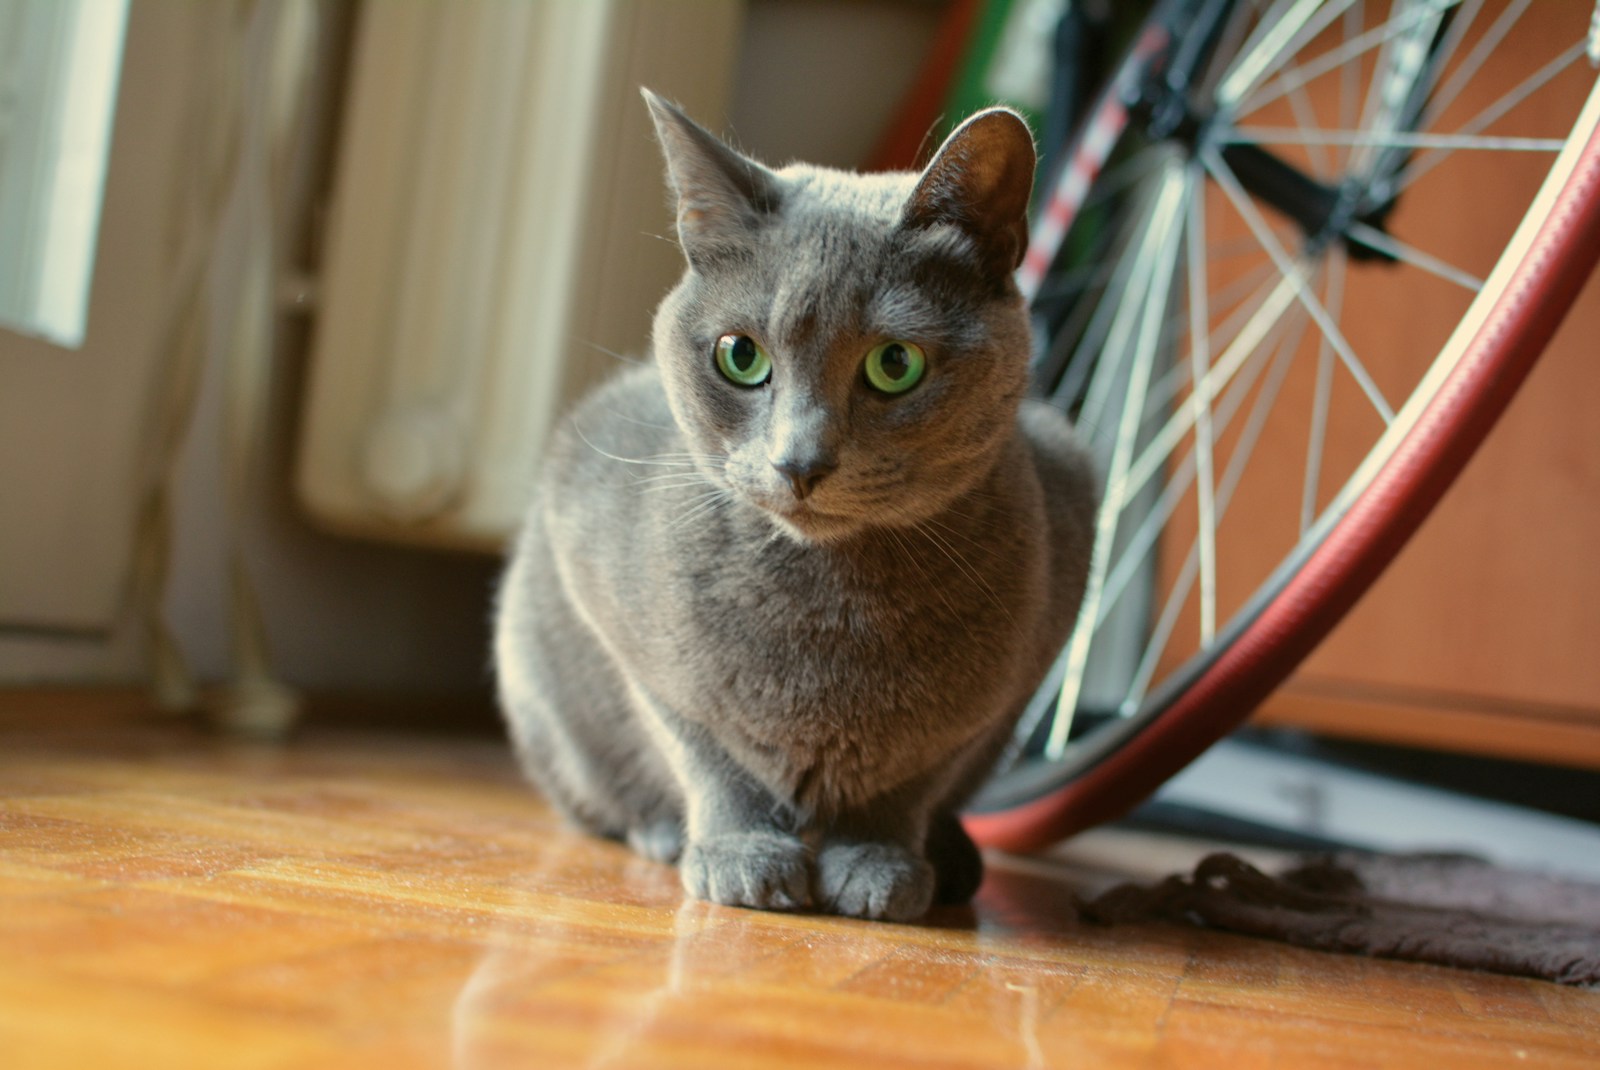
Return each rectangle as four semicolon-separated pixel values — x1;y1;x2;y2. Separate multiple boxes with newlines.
1080;852;1600;986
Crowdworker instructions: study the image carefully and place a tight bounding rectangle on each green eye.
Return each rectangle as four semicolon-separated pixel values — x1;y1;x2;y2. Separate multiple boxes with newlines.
863;341;926;394
714;334;771;386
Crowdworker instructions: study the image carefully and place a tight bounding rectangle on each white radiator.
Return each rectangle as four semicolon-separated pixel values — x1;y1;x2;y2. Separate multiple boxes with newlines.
296;0;743;550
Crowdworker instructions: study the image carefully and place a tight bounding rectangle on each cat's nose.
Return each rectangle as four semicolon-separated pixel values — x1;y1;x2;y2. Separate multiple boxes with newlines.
772;457;836;500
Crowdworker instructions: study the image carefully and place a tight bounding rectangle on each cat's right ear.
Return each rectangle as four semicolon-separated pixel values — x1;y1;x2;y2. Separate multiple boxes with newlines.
642;89;781;268
904;107;1036;281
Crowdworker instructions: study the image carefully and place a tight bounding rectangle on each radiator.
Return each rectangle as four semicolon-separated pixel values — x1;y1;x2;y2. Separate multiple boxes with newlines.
296;0;742;550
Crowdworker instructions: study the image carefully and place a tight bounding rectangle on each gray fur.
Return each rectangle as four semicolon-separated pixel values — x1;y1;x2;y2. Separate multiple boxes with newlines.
494;91;1097;921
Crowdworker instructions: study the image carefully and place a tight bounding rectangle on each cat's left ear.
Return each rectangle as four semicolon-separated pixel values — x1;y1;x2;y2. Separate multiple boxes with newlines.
903;108;1035;280
642;88;782;269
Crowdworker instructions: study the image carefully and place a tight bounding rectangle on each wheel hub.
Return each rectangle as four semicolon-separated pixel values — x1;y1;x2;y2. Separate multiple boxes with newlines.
1129;78;1399;262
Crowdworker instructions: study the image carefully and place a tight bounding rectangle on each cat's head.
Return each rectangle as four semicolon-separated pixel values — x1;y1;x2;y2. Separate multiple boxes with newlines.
644;89;1036;544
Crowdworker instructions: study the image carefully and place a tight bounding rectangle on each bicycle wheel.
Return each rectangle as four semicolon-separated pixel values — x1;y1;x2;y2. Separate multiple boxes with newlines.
967;0;1600;850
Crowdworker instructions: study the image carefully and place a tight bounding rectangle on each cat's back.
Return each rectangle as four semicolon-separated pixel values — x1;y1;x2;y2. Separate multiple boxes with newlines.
1017;399;1099;633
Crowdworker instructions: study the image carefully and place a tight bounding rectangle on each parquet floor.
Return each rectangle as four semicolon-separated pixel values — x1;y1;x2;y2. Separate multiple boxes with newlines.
2;692;1596;1069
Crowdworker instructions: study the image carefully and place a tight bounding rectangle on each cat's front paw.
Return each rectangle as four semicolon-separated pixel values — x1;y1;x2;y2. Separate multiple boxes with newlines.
680;831;810;912
815;841;934;922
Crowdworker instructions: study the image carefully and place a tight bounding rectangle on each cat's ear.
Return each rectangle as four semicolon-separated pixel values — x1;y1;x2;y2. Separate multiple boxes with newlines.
642;88;782;268
903;108;1035;279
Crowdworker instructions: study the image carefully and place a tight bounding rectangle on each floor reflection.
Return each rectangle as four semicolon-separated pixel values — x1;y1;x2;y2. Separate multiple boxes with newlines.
448;836;1100;1069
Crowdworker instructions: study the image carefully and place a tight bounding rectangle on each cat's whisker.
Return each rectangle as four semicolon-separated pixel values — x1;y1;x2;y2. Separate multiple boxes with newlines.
635;484;713;497
669;489;733;533
665;496;717;531
944;494;1017;526
673;499;729;534
924;515;995;557
929;507;1011;543
632;466;706;477
572;424;708;469
581;341;648;367
628;473;706;495
671;492;720;516
913;520;1013;624
598;404;678;431
847;477;906;497
632;469;715;485
630;465;704;479
885;525;979;646
673;483;727;503
913;112;949;171
636;479;719;498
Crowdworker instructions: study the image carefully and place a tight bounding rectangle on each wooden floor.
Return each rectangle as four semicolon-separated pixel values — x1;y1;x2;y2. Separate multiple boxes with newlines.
2;694;1597;1069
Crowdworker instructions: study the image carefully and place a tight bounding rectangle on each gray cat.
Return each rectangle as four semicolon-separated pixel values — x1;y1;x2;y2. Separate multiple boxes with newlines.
494;90;1096;921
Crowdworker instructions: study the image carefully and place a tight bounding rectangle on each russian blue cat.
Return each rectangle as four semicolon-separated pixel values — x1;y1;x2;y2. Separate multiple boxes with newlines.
494;90;1096;921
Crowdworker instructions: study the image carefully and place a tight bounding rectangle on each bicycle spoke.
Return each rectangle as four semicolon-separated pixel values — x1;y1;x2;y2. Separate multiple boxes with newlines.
1042;202;1164;730
1032;249;1129;306
1039;195;1278;307
1095;284;1302;633
1047;164;1187;759
1123;276;1296;520
1208;232;1280;262
1284;62;1335;177
1118;300;1315;716
1397;41;1588;193
1422;0;1486;97
1236;0;1458;118
1301;244;1345;533
1074;210;1165;433
1082;145;1168;213
1199;0;1263;99
1033;156;1177;308
1339;0;1362;172
1420;0;1529;131
1347;0;1450;185
1044;199;1156;408
1225;128;1564;152
1168;259;1277;349
1346;220;1483;291
1188;165;1218;642
1204;145;1395;424
1222;0;1318;103
1220;0;1360;110
1147;263;1281;420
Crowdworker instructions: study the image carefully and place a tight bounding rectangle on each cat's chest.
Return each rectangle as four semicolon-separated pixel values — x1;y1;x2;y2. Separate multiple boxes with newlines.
657;528;1036;770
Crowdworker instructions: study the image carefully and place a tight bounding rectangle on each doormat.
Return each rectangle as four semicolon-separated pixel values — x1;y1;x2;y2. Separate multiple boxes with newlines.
1080;852;1600;986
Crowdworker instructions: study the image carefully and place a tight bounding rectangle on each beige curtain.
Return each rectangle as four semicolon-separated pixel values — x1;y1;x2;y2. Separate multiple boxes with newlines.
131;0;318;736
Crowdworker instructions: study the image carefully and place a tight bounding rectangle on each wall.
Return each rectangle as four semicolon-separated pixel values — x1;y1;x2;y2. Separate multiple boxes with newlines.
730;0;940;169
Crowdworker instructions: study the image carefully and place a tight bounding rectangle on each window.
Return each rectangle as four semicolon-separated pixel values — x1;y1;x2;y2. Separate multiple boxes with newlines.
0;0;129;348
